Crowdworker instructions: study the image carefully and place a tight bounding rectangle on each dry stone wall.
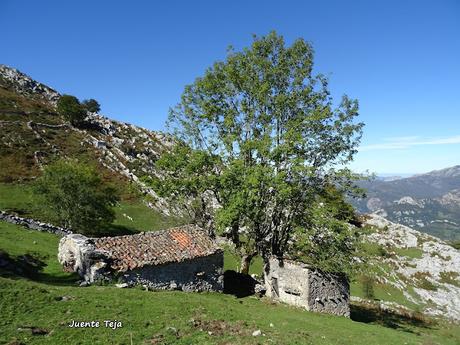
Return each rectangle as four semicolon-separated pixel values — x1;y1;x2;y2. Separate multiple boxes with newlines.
122;253;224;292
0;211;72;236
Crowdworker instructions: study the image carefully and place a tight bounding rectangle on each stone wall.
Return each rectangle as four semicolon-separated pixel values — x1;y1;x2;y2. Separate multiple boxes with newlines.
264;257;350;317
307;269;350;316
0;211;72;236
122;252;224;292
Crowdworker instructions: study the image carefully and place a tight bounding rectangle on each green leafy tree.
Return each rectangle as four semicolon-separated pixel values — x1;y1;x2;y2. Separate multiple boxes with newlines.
34;160;119;235
57;94;87;126
82;98;101;113
153;32;364;273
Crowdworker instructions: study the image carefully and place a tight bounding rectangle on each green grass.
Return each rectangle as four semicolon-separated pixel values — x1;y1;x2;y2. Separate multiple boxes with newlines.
113;200;185;233
0;182;186;236
223;248;264;276
0;183;39;217
350;281;419;310
393;247;423;259
1;221;460;345
1;222;459;344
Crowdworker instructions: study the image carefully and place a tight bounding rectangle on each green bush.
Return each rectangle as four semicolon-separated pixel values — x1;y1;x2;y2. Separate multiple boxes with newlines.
82;98;101;113
33;159;119;235
57;95;86;126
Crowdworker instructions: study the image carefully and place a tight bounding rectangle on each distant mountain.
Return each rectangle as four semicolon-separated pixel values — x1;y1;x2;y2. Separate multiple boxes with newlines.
352;166;460;240
375;174;413;182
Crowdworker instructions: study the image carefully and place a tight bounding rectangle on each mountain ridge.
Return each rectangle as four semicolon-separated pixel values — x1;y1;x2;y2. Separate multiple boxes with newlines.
354;166;460;240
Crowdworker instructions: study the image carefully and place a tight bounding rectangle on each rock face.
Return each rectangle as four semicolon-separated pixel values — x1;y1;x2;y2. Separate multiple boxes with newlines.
57;226;224;292
364;214;460;321
58;234;110;282
264;257;350;317
0;64;60;105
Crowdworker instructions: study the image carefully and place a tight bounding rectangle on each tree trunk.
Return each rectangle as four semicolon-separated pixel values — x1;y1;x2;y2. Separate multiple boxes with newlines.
240;252;256;275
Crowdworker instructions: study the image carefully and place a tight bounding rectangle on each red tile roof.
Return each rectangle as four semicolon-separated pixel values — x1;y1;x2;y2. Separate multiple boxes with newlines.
93;225;221;272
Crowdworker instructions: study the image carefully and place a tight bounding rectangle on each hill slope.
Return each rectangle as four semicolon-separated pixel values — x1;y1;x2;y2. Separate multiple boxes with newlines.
360;214;460;321
1;220;459;345
0;64;175;213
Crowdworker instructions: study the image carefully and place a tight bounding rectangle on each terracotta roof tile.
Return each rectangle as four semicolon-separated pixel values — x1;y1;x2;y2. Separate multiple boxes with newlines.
93;225;221;272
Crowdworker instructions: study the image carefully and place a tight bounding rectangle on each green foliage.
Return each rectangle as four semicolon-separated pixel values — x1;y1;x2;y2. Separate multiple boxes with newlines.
82;98;101;113
33;160;119;235
57;94;86;126
289;199;361;275
154;31;364;270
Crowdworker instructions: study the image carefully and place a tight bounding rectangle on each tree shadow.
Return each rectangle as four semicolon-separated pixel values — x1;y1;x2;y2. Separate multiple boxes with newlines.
0;249;78;286
350;303;434;334
223;270;259;298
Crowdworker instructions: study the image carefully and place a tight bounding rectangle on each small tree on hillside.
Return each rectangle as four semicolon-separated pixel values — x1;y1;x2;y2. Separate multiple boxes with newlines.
57;95;87;126
82;98;101;113
152;32;364;274
33;160;119;235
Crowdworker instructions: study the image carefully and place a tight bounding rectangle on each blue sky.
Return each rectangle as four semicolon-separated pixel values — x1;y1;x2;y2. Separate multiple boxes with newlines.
2;0;459;174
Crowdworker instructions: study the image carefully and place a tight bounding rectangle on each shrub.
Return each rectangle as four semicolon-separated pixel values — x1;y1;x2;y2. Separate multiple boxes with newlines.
57;95;86;126
82;98;101;113
33;159;120;235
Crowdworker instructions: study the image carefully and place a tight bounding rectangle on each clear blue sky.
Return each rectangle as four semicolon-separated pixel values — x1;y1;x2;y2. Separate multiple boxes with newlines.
2;0;459;174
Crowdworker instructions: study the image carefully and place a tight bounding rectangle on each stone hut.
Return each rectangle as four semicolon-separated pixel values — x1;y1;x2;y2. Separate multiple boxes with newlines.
58;225;224;292
264;257;350;317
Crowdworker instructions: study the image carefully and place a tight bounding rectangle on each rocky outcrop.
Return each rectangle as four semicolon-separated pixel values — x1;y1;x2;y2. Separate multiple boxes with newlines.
364;214;460;321
0;64;60;105
58;234;111;282
0;211;71;236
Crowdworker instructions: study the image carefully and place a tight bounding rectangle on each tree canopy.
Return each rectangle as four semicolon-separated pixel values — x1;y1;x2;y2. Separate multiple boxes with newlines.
57;95;87;126
82;98;101;113
34;160;119;235
152;32;364;273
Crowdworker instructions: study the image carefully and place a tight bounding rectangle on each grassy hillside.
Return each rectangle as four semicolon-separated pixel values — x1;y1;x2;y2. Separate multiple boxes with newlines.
1;221;460;345
0;182;184;236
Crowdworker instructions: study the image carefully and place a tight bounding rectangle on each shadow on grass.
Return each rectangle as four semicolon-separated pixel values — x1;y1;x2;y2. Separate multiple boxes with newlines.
351;303;434;334
0;249;79;286
223;270;259;298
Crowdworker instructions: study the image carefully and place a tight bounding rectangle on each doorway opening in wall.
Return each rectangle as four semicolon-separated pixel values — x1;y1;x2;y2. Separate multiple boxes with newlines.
271;277;279;297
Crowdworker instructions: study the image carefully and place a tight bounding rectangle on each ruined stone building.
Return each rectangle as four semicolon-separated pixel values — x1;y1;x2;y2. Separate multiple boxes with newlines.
264;257;350;317
58;225;224;292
